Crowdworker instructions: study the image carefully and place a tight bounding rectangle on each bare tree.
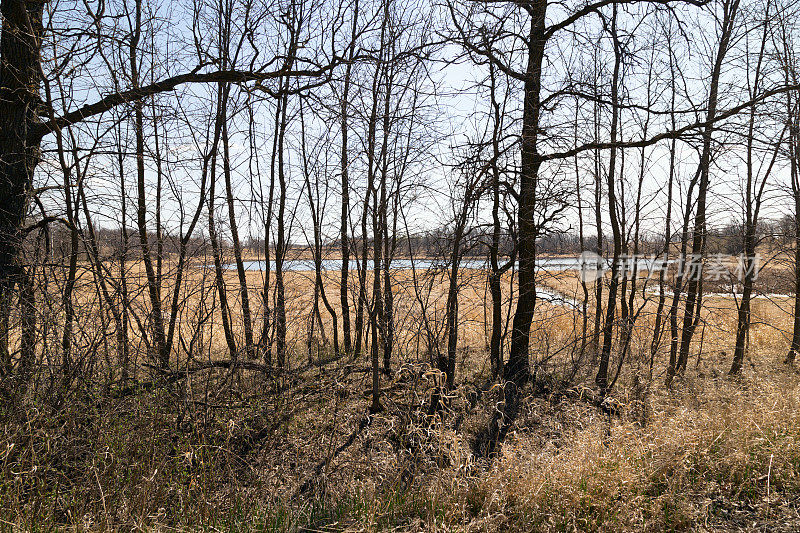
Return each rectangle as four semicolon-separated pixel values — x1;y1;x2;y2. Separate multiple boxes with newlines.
731;0;782;374
674;0;741;378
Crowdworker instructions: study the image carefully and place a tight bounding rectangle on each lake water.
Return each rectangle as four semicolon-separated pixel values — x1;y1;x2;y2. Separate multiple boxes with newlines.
225;256;666;273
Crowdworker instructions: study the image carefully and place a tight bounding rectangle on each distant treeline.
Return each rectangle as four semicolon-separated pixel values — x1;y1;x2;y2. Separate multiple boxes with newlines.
32;215;796;264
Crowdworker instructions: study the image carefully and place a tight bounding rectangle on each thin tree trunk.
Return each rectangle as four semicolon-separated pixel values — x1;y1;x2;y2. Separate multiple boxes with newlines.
596;3;623;395
300;101;340;357
129;0;169;370
651;35;678;367
339;0;358;356
677;0;739;374
50;105;79;382
787;101;800;363
592;72;604;357
222;106;256;359
488;62;507;379
732;11;777;373
207;85;238;361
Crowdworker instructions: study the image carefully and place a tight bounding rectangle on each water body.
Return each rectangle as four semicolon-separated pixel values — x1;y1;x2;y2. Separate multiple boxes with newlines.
227;256;665;273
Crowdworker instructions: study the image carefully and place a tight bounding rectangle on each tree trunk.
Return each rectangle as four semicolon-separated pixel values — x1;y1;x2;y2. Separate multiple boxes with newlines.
222;109;256;359
788;143;800;363
339;0;358;357
479;0;545;456
207;88;238;361
0;0;46;365
677;0;738;374
596;3;622;395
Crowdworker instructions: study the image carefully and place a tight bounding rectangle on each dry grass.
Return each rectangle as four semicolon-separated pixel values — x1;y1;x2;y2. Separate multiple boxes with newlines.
3;258;800;531
460;371;800;532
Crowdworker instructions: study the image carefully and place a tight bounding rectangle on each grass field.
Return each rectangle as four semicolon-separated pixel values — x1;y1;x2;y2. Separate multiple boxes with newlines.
2;256;800;531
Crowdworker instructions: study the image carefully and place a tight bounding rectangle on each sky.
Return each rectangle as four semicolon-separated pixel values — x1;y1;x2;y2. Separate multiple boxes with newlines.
34;0;799;254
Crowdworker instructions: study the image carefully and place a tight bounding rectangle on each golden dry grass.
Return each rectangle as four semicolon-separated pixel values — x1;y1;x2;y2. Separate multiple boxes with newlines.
3;255;800;531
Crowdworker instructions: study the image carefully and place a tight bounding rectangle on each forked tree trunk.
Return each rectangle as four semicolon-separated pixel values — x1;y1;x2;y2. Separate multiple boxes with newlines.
222;113;256;359
207;87;239;362
596;4;622;395
477;0;545;457
731;17;779;373
677;0;739;375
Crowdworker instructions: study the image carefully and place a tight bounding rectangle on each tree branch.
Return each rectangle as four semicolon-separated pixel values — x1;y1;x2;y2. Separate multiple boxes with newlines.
31;64;337;139
542;82;800;161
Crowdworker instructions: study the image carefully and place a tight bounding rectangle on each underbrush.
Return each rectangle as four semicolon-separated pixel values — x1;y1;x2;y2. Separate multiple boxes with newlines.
452;372;800;531
2;358;800;531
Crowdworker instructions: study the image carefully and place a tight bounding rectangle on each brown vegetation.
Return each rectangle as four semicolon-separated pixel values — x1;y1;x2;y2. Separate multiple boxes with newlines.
4;0;800;529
